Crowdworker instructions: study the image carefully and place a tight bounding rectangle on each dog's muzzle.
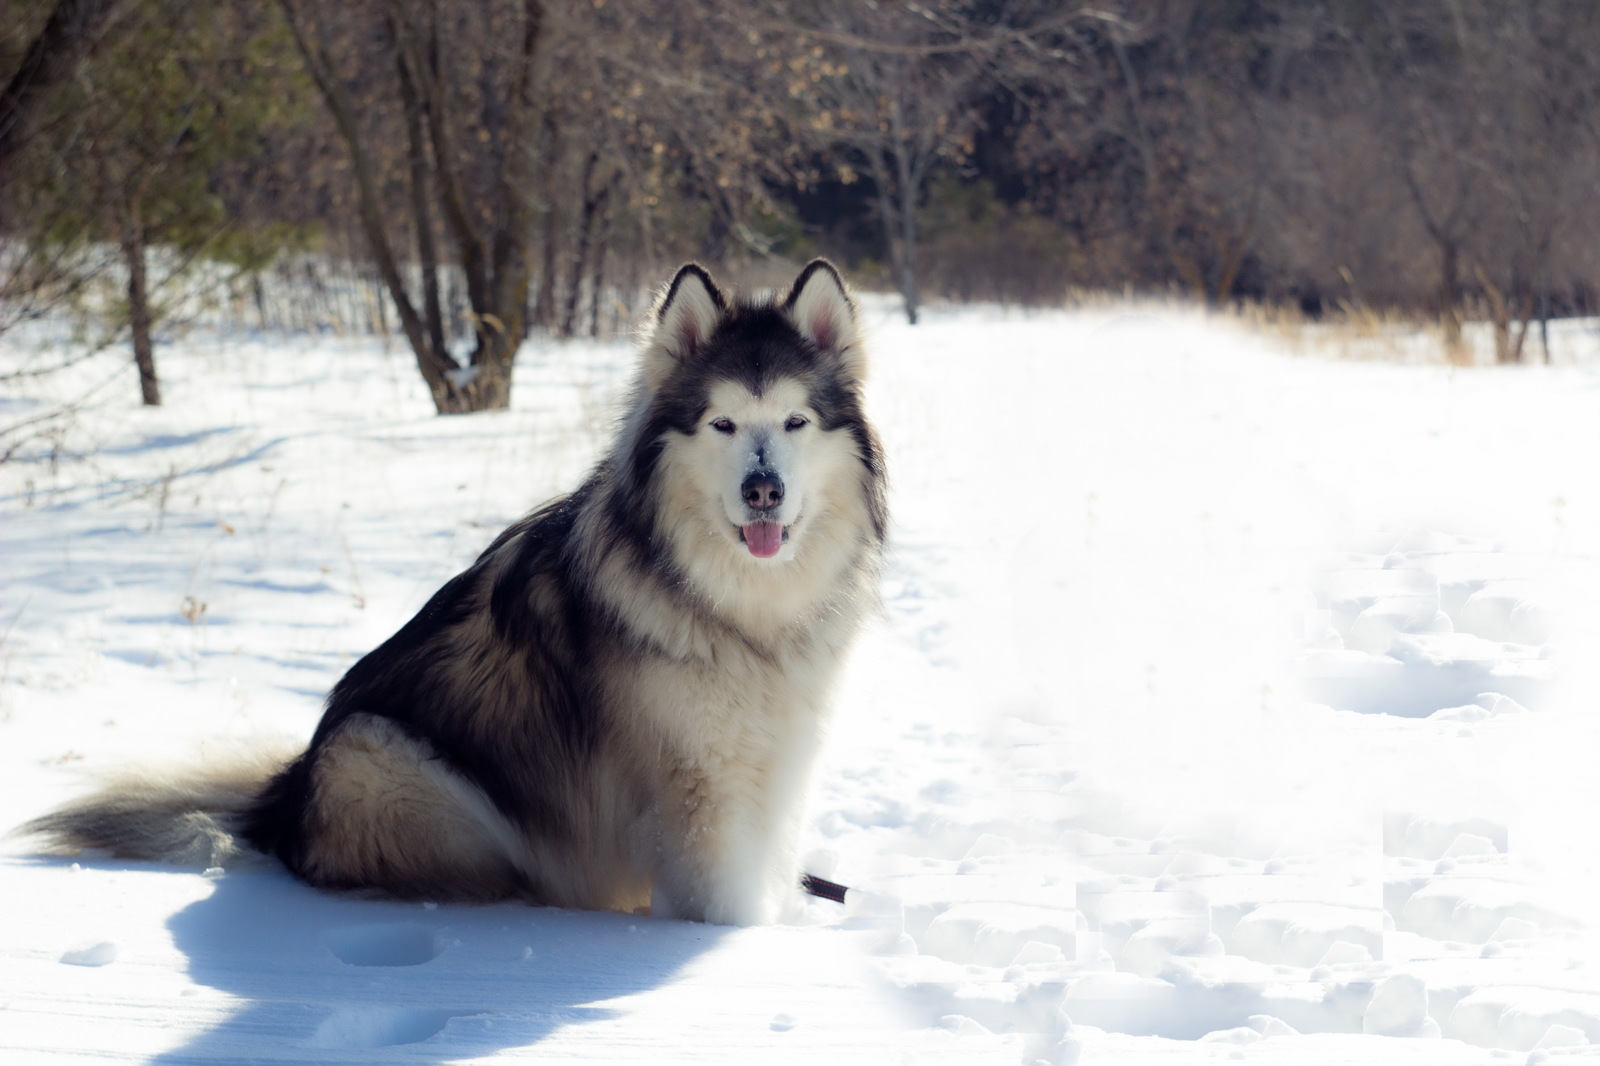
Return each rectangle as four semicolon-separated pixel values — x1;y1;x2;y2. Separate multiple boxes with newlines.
738;470;786;558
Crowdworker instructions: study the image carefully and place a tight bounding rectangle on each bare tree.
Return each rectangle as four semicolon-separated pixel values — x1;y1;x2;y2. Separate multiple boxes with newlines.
1067;2;1310;305
1461;2;1599;363
1324;1;1600;360
279;0;548;413
8;0;1600;368
767;1;992;324
1365;10;1487;352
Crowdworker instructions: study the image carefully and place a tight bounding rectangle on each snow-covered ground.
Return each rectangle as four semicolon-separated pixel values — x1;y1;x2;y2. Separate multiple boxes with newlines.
3;299;1600;1064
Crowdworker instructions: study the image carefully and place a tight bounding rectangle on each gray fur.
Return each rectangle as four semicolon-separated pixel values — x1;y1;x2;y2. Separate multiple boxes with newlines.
20;752;292;869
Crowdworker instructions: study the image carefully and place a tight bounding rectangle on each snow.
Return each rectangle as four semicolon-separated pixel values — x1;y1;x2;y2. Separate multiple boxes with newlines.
4;299;1600;1064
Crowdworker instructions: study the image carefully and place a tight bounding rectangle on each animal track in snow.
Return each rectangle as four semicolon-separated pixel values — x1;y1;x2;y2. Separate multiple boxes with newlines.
309;1006;475;1048
1298;530;1557;718
324;923;443;967
59;941;119;966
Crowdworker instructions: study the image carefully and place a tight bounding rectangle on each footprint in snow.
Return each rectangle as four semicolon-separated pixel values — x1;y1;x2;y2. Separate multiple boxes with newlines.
310;1006;481;1049
325;923;444;967
60;941;119;967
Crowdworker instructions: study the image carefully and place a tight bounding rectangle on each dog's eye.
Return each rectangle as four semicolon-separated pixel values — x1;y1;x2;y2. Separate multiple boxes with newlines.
710;418;736;435
784;415;808;432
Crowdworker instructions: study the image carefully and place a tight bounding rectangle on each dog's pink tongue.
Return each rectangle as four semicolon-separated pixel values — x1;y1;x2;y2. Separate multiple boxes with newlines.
742;521;783;558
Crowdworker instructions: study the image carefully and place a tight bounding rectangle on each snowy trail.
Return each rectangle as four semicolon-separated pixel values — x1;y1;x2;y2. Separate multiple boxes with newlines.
4;304;1600;1063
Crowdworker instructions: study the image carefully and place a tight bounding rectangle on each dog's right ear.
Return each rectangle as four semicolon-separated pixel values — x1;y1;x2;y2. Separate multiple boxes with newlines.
644;264;727;389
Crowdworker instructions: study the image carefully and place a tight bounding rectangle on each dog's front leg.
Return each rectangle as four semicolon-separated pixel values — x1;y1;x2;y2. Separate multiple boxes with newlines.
650;762;779;926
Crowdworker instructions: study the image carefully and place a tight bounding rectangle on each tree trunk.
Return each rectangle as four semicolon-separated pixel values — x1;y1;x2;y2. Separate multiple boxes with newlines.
897;146;919;326
463;0;544;410
122;223;159;406
534;203;558;331
282;0;544;415
530;110;561;332
1473;262;1533;365
1109;27;1202;305
1212;215;1260;308
396;45;449;371
868;142;918;326
561;154;601;338
281;1;462;410
566;177;610;338
1539;287;1551;364
1439;241;1463;355
587;195;611;338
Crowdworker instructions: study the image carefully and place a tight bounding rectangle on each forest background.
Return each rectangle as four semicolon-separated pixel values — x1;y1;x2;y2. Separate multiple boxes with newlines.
3;0;1597;416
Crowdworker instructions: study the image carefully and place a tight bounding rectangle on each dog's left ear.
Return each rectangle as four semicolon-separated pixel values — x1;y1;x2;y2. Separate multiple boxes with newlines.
783;259;865;381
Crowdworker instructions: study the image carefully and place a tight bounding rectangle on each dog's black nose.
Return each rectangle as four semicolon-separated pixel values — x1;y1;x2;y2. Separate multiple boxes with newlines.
742;471;784;511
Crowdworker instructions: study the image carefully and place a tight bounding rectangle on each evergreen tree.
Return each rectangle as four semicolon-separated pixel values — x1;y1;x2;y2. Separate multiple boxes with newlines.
16;0;312;404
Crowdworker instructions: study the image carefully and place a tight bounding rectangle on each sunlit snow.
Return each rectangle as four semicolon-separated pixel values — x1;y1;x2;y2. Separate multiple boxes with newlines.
3;300;1600;1064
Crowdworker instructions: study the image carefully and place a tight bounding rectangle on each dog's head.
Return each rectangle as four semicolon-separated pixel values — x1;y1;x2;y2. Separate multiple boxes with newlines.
620;260;885;603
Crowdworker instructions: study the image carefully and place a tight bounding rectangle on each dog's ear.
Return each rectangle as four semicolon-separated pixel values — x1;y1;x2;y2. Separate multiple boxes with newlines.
783;259;864;381
645;264;727;388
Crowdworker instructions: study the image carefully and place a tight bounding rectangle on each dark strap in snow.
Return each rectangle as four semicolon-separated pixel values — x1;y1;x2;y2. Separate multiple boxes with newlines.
801;874;847;903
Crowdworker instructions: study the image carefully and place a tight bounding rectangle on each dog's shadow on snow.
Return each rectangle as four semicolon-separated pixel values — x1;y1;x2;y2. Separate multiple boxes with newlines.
152;868;727;1063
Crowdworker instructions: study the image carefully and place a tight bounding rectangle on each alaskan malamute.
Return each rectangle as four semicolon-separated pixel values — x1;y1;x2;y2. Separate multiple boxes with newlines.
24;259;887;926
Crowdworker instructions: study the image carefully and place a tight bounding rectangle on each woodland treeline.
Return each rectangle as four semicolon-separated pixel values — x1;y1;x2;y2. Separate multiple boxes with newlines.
2;0;1598;411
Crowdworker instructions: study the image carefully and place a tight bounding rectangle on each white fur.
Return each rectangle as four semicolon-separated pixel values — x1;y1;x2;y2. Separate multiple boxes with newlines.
583;274;878;922
608;370;874;922
653;380;873;636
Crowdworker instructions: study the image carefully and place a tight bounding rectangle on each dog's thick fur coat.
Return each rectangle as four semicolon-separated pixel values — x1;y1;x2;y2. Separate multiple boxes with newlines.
23;260;887;926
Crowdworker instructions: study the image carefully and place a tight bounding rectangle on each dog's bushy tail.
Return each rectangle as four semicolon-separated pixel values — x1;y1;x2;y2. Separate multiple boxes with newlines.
18;749;296;869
